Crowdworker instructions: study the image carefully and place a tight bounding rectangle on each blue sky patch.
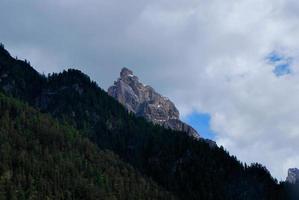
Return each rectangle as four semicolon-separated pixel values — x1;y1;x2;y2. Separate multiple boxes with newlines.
267;51;292;77
273;63;291;76
267;52;284;63
183;112;216;140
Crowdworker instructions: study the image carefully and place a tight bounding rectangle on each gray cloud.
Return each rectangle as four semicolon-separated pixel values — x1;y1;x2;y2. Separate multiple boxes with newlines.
1;0;299;180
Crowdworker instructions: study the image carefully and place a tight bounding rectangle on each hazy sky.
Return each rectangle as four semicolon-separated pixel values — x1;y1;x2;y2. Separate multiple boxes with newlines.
1;0;299;180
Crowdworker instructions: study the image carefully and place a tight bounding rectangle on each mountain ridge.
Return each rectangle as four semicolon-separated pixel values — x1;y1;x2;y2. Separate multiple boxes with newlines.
0;43;293;199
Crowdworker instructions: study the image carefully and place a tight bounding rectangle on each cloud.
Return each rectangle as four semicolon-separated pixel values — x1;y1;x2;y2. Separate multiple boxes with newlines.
1;0;299;180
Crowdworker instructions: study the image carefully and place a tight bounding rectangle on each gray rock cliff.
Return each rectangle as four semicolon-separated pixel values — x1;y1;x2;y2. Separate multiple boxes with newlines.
108;68;200;139
286;168;299;184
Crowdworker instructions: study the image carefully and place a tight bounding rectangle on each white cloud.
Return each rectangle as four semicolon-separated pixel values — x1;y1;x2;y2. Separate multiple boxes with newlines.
1;0;299;180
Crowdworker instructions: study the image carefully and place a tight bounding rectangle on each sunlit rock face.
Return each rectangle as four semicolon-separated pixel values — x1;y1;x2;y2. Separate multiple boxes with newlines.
108;67;200;139
286;168;299;184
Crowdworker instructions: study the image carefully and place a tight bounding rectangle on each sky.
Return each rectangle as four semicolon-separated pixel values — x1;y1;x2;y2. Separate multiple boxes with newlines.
1;0;299;180
183;112;216;140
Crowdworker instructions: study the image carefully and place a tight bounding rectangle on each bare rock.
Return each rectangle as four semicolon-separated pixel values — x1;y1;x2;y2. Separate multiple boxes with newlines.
108;67;200;139
286;168;299;184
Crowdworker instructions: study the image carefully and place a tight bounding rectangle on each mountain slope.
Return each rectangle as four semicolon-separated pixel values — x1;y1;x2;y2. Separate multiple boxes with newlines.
0;92;176;200
0;44;288;199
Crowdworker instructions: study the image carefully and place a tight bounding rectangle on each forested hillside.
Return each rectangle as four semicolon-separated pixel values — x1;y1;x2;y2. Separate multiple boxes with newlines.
0;44;296;199
0;93;176;199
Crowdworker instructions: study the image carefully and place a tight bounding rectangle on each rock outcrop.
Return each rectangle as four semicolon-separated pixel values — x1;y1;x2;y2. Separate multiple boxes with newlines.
286;168;299;184
108;68;199;138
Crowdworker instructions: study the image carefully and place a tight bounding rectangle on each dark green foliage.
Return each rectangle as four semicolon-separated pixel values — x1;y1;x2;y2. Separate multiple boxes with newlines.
0;46;46;103
0;93;176;200
282;182;299;200
0;44;293;199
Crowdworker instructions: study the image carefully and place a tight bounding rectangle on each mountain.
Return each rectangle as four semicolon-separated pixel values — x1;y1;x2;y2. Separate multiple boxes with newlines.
283;168;299;200
0;43;290;199
286;168;299;184
108;67;199;138
0;93;176;199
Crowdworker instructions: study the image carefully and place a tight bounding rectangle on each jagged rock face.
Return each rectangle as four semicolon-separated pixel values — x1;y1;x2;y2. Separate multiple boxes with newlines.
286;168;299;184
108;68;199;138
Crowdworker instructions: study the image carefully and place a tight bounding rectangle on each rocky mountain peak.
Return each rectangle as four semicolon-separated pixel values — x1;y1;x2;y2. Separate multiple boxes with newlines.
286;168;299;184
120;67;134;78
108;67;199;139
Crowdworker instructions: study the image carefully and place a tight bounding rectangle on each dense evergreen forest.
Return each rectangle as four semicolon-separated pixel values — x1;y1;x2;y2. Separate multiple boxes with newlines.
0;93;176;199
0;43;298;199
